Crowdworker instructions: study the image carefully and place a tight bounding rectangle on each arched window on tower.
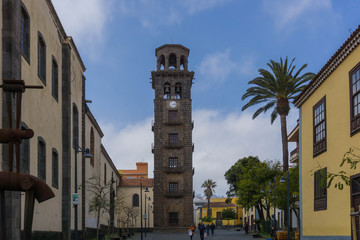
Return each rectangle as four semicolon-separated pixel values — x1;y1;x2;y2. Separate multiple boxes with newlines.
175;82;182;99
132;194;139;207
169;53;177;69
164;82;171;99
180;55;186;70
159;55;165;70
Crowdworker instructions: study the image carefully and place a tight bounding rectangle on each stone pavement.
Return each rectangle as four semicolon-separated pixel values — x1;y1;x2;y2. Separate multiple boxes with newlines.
129;229;267;240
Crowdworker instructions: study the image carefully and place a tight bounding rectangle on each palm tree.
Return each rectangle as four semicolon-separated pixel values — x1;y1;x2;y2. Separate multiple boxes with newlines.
242;57;314;172
201;179;217;217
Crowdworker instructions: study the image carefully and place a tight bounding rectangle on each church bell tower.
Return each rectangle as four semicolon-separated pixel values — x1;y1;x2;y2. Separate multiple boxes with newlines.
151;44;194;231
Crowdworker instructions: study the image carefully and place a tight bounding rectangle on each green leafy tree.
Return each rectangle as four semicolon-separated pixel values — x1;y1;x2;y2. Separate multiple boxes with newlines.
201;179;217;216
233;157;281;224
242;57;314;172
224;156;260;196
272;166;300;229
221;208;236;225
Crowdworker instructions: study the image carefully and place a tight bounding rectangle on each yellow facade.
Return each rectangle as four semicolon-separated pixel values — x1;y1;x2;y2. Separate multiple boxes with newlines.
201;198;243;226
296;26;360;239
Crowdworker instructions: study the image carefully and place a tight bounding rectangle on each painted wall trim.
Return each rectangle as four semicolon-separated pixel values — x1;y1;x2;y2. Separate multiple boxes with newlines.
299;107;304;238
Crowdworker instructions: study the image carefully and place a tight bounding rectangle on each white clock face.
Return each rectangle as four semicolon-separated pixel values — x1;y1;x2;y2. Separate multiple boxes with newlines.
169;101;177;108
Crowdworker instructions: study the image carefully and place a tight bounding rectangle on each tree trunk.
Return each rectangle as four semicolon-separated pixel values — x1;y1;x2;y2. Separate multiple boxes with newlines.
280;114;289;172
207;198;211;216
97;210;100;238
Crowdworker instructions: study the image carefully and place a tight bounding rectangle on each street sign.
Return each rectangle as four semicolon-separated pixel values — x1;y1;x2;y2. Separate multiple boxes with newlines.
72;193;79;205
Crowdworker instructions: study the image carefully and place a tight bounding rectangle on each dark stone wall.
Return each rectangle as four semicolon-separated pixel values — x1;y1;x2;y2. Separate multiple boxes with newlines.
152;50;195;230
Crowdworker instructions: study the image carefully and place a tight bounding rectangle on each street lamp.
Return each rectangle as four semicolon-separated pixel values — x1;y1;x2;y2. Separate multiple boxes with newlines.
280;171;290;240
148;205;152;233
269;182;276;230
145;196;151;237
140;180;149;240
73;138;93;240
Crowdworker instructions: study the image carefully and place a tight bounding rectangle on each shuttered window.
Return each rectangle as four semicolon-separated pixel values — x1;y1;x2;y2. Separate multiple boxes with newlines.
350;65;360;134
313;96;326;156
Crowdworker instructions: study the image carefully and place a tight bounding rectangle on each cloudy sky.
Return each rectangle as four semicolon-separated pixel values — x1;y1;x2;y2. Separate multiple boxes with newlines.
52;0;360;196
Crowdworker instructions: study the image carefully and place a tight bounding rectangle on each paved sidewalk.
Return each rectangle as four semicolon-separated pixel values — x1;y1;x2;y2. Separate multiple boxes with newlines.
129;229;265;240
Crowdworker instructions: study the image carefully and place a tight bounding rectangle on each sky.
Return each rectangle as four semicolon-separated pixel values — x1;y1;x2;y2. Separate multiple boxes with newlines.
52;0;360;197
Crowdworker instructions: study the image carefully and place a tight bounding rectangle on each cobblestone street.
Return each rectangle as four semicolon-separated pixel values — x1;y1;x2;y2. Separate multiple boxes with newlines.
130;229;263;240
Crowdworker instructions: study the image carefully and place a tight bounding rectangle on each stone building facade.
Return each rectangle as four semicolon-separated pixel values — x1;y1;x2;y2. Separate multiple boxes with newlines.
151;44;194;231
0;1;120;239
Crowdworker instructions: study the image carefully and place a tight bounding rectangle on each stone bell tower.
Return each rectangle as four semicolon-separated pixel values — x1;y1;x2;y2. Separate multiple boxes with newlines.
151;44;194;231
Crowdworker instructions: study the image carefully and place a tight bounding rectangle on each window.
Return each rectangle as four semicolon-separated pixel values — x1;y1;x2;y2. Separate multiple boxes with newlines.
104;163;107;185
90;128;95;167
313;97;326;156
168;110;178;122
169;212;179;225
169;157;178;168
164;82;171;99
52;57;58;100
314;168;327;211
21;6;30;61
169;182;178;192
38;32;46;84
350;65;360;134
38;137;46;181
52;149;58;188
175;82;182;99
168;133;178;144
132;194;139;207
169;53;177;69
73;105;79;149
20;124;30;173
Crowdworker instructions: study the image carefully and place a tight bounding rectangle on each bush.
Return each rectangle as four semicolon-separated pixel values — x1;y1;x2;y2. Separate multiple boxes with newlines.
201;215;213;223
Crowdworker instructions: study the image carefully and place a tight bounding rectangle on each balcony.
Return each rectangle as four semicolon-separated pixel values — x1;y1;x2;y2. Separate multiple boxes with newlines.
290;147;299;164
192;143;195;152
151;143;154;154
165;166;184;173
165;140;183;149
165;119;182;126
165;190;184;198
151;120;154;132
192;167;195;176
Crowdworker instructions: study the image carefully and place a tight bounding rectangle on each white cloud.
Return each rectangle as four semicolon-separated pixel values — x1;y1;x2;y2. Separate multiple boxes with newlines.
197;49;256;88
118;0;229;30
52;0;114;60
261;0;333;30
100;108;298;197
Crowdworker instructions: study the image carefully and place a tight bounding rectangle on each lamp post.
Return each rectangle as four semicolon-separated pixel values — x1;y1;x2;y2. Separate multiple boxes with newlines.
269;182;276;230
73;138;93;240
148;205;152;232
145;194;147;237
140;180;149;240
280;171;290;240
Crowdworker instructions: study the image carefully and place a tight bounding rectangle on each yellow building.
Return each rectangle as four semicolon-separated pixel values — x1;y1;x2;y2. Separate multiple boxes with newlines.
200;198;243;227
294;25;360;239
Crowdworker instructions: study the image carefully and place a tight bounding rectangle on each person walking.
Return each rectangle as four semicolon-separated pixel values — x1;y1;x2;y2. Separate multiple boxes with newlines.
189;224;195;240
206;224;210;236
198;222;205;240
210;222;215;235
